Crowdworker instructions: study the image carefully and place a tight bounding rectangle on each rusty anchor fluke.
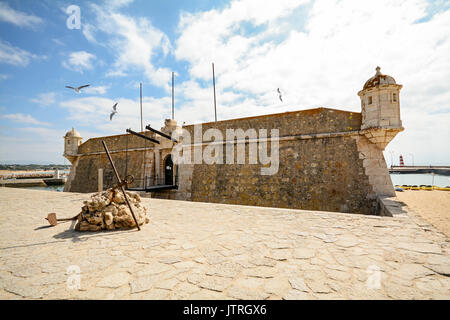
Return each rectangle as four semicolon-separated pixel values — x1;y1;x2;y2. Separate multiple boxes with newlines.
45;212;80;226
44;141;141;230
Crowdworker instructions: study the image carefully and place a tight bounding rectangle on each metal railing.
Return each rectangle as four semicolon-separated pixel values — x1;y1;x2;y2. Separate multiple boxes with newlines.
131;175;179;189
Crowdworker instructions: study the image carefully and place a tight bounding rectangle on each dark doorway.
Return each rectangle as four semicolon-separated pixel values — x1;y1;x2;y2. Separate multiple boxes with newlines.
164;155;173;185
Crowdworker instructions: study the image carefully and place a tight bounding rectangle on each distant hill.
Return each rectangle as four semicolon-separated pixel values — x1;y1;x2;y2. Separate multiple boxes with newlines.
0;164;71;171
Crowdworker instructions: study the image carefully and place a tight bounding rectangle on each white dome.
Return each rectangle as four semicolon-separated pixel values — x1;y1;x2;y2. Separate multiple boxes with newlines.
65;127;81;138
363;67;397;90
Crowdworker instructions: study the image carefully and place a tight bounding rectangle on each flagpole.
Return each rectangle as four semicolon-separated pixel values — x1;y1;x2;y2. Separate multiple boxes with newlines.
212;63;217;122
172;72;174;120
140;83;143;132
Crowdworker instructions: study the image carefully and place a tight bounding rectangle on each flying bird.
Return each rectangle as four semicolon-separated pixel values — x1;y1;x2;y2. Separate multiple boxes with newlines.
109;102;118;121
65;84;90;93
277;88;283;102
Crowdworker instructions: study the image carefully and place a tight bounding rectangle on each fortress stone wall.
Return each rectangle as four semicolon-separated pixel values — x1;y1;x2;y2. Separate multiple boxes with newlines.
173;108;392;215
64;132;158;193
63;67;403;216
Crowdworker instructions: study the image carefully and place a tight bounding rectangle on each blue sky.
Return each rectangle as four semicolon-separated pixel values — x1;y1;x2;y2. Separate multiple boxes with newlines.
0;0;449;165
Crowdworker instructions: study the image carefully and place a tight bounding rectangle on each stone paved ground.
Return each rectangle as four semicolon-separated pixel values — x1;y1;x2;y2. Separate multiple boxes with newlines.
0;187;449;300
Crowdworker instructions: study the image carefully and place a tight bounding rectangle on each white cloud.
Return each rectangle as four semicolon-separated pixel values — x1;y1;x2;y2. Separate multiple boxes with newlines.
20;127;62;136
88;3;172;89
108;0;135;9
175;0;309;80
0;40;38;66
0;73;9;80
52;38;65;46
82;23;97;43
83;85;109;95
30;92;56;106
1;113;49;126
0;2;43;28
62;51;96;73
59;95;171;135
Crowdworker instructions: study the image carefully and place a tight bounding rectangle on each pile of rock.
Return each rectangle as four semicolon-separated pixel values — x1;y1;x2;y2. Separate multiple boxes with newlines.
75;188;150;231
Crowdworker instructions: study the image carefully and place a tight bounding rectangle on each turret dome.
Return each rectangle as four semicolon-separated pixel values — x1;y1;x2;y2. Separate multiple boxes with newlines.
64;127;81;138
363;66;397;90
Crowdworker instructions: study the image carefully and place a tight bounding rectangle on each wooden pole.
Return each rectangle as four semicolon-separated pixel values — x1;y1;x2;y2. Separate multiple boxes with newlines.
212;63;217;122
98;168;103;192
102;140;141;231
172;72;174;120
140;83;143;132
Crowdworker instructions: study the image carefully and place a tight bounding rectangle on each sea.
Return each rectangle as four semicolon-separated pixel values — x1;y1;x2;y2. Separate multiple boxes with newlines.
5;170;69;192
18;173;450;192
24;185;65;192
389;173;450;187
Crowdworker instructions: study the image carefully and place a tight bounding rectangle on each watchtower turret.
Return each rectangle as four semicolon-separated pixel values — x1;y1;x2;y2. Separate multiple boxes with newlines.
63;127;82;164
358;67;403;150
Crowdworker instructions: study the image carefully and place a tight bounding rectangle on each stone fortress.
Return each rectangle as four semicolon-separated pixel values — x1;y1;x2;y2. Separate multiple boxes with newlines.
63;67;403;215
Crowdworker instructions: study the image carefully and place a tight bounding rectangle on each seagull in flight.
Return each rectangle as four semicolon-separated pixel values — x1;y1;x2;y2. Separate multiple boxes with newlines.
110;102;118;121
277;88;283;102
65;84;90;93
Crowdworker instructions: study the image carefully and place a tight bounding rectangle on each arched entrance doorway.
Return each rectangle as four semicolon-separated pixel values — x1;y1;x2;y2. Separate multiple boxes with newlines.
164;155;173;185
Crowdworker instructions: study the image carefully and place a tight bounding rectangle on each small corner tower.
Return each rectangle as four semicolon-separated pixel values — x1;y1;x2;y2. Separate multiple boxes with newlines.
161;119;183;140
161;119;179;135
358;67;403;150
63;127;82;164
